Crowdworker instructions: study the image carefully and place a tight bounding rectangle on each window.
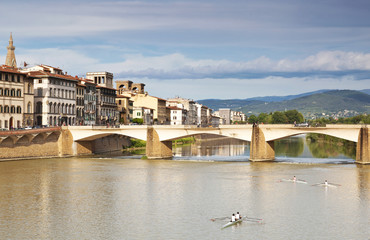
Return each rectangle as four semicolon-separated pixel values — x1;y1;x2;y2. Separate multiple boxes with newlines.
39;79;42;83
17;106;21;113
4;106;9;113
37;88;42;96
137;112;141;117
0;105;2;113
0;73;2;80
11;75;15;82
5;74;8;81
0;88;2;96
17;75;20;82
11;89;15;97
27;102;31;113
11;106;15;113
16;90;21;97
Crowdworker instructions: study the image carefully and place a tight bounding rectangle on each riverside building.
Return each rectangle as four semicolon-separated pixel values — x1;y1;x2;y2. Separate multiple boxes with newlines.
86;72;117;126
24;65;78;126
0;33;34;129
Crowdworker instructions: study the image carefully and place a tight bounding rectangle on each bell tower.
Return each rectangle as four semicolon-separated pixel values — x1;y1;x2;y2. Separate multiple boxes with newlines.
5;33;17;68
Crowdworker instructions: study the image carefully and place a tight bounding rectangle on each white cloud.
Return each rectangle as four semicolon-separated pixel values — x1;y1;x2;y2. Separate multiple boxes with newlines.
13;48;370;80
115;51;370;79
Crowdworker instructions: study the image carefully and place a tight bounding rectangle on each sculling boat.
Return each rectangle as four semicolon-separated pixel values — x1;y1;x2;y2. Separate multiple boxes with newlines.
281;179;307;184
221;218;243;229
313;183;339;188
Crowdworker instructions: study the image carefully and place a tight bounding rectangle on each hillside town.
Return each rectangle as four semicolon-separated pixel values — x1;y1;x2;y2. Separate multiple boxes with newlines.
0;34;245;130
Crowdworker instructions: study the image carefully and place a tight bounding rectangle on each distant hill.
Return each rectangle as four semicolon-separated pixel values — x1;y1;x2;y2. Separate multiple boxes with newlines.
360;89;370;95
197;90;330;110
198;89;370;118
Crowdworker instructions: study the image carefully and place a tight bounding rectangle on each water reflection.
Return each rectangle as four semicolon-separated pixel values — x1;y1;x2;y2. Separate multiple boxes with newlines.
306;134;356;159
275;137;304;157
171;134;356;162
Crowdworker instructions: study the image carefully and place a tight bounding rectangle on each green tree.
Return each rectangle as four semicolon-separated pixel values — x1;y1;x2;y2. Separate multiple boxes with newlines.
132;118;144;125
258;113;269;124
271;111;288;124
284;109;304;123
248;115;258;124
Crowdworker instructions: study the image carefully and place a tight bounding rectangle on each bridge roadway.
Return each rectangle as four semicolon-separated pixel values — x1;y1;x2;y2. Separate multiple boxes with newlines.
65;124;370;164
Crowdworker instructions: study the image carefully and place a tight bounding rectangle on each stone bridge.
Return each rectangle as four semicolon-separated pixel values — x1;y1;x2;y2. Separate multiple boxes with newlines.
65;124;370;164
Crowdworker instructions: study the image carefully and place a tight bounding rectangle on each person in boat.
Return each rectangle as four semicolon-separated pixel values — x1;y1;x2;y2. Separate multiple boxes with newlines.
324;180;328;186
231;213;236;222
292;176;297;181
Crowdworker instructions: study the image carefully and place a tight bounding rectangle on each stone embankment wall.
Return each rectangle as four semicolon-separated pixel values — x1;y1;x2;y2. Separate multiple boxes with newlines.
0;128;130;161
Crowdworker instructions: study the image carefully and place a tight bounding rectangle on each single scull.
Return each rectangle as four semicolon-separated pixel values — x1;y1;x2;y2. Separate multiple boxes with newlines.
280;179;308;184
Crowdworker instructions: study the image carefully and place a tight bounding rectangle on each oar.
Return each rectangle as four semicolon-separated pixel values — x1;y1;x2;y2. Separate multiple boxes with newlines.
246;219;262;223
210;216;230;222
328;182;341;186
243;216;263;223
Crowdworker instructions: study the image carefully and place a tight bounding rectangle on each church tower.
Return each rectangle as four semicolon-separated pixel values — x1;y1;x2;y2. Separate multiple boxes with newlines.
5;33;17;68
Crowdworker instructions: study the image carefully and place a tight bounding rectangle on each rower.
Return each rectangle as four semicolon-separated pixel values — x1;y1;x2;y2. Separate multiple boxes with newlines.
324;180;328;186
292;176;297;181
235;212;241;220
231;213;236;222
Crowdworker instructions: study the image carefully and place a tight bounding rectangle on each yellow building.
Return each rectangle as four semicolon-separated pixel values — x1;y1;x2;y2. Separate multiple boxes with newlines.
130;93;167;124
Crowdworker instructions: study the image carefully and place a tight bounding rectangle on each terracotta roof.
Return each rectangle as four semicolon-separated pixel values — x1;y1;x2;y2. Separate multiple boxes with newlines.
27;71;79;82
167;106;183;110
96;85;117;91
0;65;26;75
153;96;167;101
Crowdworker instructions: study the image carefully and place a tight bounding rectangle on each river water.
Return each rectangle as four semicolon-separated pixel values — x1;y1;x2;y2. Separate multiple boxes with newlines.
0;135;369;239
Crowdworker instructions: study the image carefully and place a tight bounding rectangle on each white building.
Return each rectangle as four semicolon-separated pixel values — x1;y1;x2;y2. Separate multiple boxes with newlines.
25;65;78;126
168;106;187;125
167;97;197;125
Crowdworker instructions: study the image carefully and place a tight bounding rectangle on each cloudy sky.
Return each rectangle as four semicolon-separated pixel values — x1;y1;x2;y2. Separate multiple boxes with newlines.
1;0;370;100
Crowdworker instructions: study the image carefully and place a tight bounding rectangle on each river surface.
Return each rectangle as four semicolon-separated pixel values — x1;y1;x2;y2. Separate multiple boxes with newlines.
0;135;369;239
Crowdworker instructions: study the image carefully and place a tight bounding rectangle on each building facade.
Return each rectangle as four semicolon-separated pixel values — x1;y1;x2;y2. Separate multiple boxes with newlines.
0;34;34;129
167;97;197;125
25;65;78;126
86;72;117;126
0;66;29;129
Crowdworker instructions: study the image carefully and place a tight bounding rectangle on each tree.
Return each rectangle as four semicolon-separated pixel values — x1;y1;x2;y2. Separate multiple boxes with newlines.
132;118;144;125
284;109;304;123
272;111;288;124
248;115;258;124
258;113;269;124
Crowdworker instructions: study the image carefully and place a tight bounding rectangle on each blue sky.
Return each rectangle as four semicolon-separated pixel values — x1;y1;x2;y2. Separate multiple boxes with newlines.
1;0;370;100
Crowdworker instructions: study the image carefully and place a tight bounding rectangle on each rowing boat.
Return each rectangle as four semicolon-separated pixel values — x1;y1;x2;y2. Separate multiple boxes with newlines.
281;179;307;184
221;218;243;229
313;183;339;188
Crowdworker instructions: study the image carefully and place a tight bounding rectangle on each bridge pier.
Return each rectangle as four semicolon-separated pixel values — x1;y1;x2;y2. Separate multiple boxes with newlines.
249;125;275;162
356;127;370;164
146;127;173;159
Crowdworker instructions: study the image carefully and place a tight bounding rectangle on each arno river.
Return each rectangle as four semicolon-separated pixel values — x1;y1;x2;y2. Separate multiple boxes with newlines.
0;135;369;239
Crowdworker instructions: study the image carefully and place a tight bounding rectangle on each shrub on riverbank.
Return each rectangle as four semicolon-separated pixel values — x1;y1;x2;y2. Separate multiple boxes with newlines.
173;137;195;145
127;139;146;148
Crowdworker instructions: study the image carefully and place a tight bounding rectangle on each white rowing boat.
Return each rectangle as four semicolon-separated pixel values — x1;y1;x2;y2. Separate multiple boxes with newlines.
281;179;307;184
221;218;243;229
313;183;339;188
